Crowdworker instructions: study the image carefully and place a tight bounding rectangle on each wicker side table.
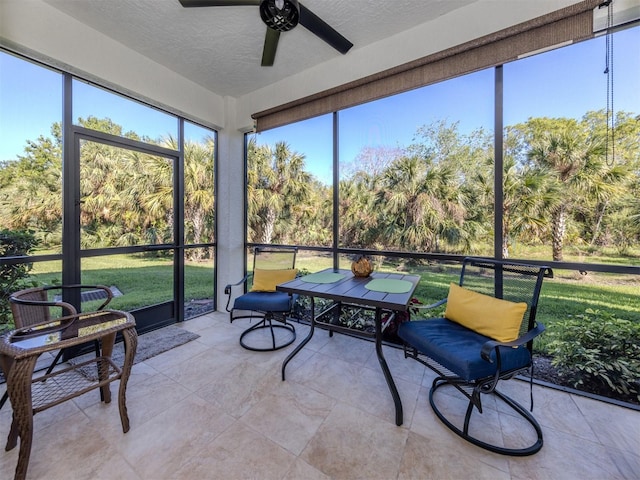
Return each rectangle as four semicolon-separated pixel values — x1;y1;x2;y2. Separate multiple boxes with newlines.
0;309;137;480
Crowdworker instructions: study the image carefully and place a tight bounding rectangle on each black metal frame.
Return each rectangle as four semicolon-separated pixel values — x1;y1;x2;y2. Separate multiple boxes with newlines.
401;257;553;456
225;246;298;351
278;268;420;426
0;64;218;343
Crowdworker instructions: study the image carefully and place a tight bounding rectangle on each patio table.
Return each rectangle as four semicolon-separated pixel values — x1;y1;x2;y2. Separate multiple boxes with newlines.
278;268;420;426
0;309;137;480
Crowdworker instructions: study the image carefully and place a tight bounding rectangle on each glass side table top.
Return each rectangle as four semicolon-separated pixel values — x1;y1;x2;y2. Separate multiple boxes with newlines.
6;310;131;351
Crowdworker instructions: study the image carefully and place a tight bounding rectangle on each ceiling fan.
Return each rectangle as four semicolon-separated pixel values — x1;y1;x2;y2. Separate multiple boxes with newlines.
178;0;353;66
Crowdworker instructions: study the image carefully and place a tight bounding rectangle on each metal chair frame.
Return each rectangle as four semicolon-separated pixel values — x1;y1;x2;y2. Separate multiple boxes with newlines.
400;257;553;456
225;246;298;351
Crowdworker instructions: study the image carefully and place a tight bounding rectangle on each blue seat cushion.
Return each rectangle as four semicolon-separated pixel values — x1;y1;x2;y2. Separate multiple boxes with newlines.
233;291;292;313
398;318;531;382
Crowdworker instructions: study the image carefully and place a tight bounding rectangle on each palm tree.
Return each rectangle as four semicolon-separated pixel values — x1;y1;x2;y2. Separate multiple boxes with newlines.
580;110;640;247
247;140;311;244
183;137;215;255
155;135;216;256
501;156;560;258
339;175;380;248
338;145;401;249
527;124;626;261
79;141;172;247
400;120;493;253
375;155;467;252
0;125;63;244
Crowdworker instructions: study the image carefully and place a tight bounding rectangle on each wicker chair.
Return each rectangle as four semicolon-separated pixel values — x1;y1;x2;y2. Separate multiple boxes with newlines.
0;284;114;409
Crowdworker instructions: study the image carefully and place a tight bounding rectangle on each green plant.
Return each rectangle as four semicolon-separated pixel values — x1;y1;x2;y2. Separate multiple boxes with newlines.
546;309;640;401
0;229;39;330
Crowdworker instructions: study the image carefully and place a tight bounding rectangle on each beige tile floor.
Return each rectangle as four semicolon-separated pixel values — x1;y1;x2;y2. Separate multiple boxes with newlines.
1;311;638;480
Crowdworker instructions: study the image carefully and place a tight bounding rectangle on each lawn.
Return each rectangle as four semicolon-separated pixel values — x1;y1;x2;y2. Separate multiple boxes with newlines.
29;249;639;352
30;253;214;312
294;251;640;355
20;250;638;404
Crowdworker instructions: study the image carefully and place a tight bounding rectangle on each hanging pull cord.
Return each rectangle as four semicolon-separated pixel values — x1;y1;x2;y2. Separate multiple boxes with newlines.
602;0;615;166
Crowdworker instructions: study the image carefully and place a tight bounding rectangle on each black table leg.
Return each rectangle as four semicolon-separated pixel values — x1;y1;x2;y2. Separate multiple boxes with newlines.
375;308;403;426
282;297;315;381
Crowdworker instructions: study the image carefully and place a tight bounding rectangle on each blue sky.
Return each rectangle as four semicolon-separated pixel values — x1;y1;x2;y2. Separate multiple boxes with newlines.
1;26;638;184
255;27;639;183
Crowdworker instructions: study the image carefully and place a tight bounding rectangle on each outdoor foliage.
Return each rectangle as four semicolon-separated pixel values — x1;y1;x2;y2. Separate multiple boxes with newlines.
0;229;38;330
0;117;215;259
247;139;326;245
1;102;639;405
247;111;640;261
546;309;640;402
1;112;638;261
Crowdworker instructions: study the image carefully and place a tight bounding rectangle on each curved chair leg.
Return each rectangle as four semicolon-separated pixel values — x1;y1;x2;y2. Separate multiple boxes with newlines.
239;316;296;352
429;378;543;456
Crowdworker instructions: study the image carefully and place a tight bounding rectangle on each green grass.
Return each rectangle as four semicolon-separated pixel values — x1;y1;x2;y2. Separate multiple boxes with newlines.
296;253;640;356
297;251;639;311
508;243;640;266
30;253;214;312
28;250;639;351
16;249;636;402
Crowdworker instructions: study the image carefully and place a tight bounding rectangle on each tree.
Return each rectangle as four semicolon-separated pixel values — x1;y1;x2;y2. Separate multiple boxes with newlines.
247;139;312;244
340;145;402;179
0;229;38;330
0;124;63;244
527;118;627;261
375;155;468;252
501;156;559;257
580;111;640;248
182;137;216;257
137;134;217;259
339;146;395;248
0;117;217;254
339;176;381;248
388;120;493;253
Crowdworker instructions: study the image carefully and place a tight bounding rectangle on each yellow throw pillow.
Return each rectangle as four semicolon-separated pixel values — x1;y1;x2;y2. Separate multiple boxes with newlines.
444;283;527;342
251;268;298;292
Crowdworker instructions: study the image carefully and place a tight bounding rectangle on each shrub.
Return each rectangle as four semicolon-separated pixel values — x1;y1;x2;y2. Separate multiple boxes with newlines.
546;309;640;402
0;229;39;330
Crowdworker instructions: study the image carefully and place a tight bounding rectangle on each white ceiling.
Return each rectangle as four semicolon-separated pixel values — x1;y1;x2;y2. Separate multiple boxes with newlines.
41;0;479;98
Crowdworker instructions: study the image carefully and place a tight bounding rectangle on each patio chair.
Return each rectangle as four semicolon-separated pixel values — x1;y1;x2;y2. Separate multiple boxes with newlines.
0;284;114;410
225;246;298;351
398;257;552;456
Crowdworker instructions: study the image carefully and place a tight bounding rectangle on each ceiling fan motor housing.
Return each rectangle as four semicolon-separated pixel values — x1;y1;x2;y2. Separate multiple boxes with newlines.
260;0;300;32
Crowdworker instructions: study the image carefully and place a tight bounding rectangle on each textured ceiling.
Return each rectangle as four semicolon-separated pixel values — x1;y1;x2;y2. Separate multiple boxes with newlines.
42;0;478;98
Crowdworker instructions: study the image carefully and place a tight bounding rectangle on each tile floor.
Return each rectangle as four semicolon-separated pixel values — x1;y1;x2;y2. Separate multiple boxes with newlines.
1;311;638;479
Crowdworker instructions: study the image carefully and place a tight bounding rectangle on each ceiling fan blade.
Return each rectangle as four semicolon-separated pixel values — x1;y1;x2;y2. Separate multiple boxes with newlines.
298;3;353;55
261;28;280;66
178;0;259;7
